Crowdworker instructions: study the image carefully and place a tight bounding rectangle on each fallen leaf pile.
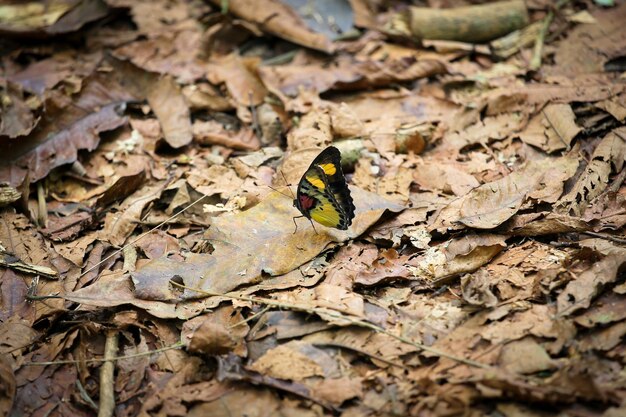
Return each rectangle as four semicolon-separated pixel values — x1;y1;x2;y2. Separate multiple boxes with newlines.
1;0;626;416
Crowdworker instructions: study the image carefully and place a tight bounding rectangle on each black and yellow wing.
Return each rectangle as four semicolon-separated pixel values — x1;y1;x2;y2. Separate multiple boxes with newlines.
294;146;355;230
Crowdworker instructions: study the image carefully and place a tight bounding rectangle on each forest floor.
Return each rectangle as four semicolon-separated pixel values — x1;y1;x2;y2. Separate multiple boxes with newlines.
1;0;626;416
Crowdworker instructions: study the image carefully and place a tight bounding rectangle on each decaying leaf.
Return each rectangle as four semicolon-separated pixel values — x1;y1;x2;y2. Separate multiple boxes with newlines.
182;305;249;356
519;104;582;153
557;127;626;215
431;156;579;232
132;187;403;300
557;250;626;317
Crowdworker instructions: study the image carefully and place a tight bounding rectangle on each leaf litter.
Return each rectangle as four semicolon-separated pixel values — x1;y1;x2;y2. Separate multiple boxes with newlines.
1;1;626;416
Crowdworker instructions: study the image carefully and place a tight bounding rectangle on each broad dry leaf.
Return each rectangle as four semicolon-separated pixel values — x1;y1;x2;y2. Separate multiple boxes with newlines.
413;160;479;196
100;181;169;246
286;108;332;152
443;113;525;151
260;52;445;98
574;292;626;328
461;269;498;308
0;75;131;187
519;104;581;153
132;187;403;300
0;353;15;416
146;75;192;148
0;81;38;138
193;120;260;151
550;2;626;77
249;341;326;381
357;234;506;286
498;338;556;374
65;270;209;319
558;127;626;215
208;0;334;53
557;251;626;317
188;386;280;417
182;305;249;356
206;54;267;120
0;0;108;35
455;157;579;229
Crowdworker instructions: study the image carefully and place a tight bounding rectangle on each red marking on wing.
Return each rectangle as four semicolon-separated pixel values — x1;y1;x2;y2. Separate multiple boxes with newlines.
299;194;315;210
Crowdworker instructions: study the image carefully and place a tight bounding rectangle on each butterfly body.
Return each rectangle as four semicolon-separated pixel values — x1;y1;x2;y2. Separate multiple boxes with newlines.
293;146;355;230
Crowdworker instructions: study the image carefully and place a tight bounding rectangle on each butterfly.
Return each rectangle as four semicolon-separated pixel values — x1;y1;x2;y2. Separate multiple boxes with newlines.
293;146;355;232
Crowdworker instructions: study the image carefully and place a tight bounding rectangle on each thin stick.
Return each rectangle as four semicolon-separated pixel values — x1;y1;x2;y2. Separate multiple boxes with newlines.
79;193;211;279
97;330;118;417
312;342;408;370
172;282;492;370
37;182;47;228
581;231;626;245
23;342;184;366
530;0;570;71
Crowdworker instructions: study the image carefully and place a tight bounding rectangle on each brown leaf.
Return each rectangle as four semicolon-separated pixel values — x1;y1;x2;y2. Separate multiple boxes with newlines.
0;353;15;417
574;293;626;328
357;234;506;286
193;120;260;151
557;251;626;317
310;376;363;405
0;80;39;138
0;0;109;35
182;305;249;356
207;0;334;53
188;386;281;417
498;338;556;374
583;192;626;231
434;157;578;231
100;181;168;246
461;269;498;308
95;168;146;209
444;112;526;150
413;160;480;196
260;52;445;98
249;341;326;381
146;75;193;148
550;2;626;77
0;72;132;187
0;316;40;356
132;187;402;300
64;270;192;319
207;54;267;119
106;57;193;148
557;127;626;216
285;109;332;152
578;321;626;352
519;104;582;153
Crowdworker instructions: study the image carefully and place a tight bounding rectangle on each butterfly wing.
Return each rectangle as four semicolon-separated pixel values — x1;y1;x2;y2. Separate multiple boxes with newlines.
295;147;355;230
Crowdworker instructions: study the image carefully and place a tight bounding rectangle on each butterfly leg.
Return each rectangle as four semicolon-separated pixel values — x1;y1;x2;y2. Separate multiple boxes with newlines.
308;218;319;235
292;215;304;234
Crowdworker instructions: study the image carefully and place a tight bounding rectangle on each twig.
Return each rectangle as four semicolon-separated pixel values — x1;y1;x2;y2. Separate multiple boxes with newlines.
530;0;570;71
37;182;47;228
76;380;98;411
229;305;271;329
23;342;184;366
312;342;408;370
581;231;626;245
78;192;211;279
98;330;118;417
171;282;492;370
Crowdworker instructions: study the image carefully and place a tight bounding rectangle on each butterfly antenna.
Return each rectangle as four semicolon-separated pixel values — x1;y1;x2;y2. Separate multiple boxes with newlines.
280;170;296;200
267;184;292;199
